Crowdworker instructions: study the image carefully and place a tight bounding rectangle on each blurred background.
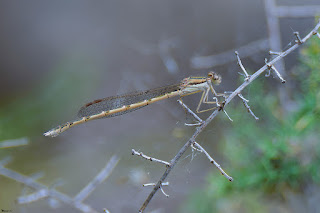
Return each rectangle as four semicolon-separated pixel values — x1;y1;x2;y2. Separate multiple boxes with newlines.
0;0;320;212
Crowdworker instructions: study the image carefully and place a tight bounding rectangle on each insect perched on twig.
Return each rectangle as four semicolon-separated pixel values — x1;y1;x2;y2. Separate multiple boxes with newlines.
44;72;223;137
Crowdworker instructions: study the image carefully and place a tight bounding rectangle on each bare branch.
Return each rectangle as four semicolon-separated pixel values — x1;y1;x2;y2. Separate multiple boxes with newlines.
222;108;233;122
269;51;282;56
271;65;286;83
294;32;303;45
193;142;233;181
132;149;171;167
235;51;250;80
238;94;259;120
143;182;170;197
143;182;169;187
0;137;29;148
265;58;286;83
0;165;98;213
190;143;202;152
177;100;203;126
138;20;320;213
160;185;169;197
74;155;120;203
0;155;119;213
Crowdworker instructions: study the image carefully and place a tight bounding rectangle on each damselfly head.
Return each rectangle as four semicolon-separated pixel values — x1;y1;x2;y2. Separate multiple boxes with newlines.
208;71;221;85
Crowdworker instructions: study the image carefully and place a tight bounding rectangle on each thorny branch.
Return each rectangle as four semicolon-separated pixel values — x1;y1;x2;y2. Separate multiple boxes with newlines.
0;155;119;213
137;20;320;213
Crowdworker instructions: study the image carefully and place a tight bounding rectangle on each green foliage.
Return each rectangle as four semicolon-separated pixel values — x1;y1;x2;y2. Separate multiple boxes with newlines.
184;37;320;212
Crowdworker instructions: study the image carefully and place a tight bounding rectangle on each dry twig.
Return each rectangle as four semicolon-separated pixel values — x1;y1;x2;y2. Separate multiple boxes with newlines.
132;149;171;167
192;141;232;181
0;137;29;148
137;20;320;213
0;155;119;213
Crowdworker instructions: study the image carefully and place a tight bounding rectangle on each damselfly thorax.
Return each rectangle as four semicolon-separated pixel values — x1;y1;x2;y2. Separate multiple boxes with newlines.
44;72;222;137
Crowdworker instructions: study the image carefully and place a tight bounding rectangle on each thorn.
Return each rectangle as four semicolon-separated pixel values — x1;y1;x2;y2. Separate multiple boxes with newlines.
223;109;233;122
271;65;286;83
238;94;259;120
265;58;271;69
184;122;203;126
265;69;271;77
235;51;250;80
264;59;286;83
160;185;169;197
269;51;282;56
191;142;203;152
143;182;169;187
294;32;303;44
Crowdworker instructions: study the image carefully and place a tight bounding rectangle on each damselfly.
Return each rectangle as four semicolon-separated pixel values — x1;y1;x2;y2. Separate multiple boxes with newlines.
44;72;222;137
